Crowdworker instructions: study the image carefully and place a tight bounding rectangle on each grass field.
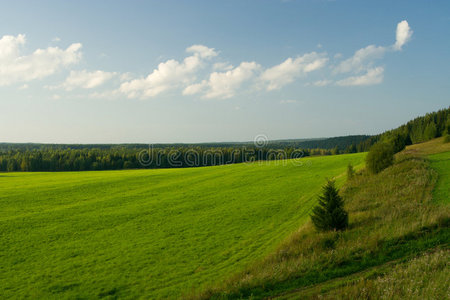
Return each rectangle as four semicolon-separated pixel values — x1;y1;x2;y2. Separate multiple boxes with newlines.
195;138;450;299
0;153;365;299
429;151;450;205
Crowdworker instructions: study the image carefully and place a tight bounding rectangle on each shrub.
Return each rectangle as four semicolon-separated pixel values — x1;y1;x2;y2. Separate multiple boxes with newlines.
311;180;348;232
386;132;407;153
444;119;450;143
444;134;450;143
347;164;355;180
366;142;394;174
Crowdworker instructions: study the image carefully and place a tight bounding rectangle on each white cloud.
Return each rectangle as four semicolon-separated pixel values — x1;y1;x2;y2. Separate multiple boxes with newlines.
0;34;26;59
311;79;332;87
334;20;412;77
186;44;218;58
336;67;384;86
89;89;120;99
19;84;29;90
260;52;328;90
185;61;261;99
0;34;82;86
61;70;116;90
394;20;413;51
120;45;217;99
52;37;61;42
119;72;133;82
334;45;386;74
182;80;207;95
280;99;298;104
213;62;233;71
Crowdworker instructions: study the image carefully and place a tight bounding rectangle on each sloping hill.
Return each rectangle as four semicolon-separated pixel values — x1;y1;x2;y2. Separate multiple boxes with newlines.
194;138;449;299
0;153;365;298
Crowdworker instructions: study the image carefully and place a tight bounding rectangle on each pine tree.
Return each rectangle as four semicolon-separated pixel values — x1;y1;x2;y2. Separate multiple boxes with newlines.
424;122;437;141
311;180;348;231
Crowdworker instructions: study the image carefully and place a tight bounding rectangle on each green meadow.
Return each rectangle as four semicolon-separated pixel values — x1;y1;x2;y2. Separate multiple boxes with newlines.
429;151;450;204
194;138;449;299
0;153;365;299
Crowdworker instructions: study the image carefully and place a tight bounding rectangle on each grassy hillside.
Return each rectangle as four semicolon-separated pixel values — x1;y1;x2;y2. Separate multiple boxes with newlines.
0;153;365;298
194;138;449;299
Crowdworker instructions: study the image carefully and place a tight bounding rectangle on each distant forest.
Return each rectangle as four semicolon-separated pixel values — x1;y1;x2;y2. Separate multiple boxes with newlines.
0;107;448;172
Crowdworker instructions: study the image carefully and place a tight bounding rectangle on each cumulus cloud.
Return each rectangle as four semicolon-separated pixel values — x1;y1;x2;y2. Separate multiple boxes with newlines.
119;72;133;82
184;62;261;99
394;20;413;51
329;20;412;87
336;67;384;86
182;80;207;96
61;70;117;90
1;20;411;98
334;45;386;74
260;52;328;90
120;45;217;99
333;20;412;76
0;34;82;86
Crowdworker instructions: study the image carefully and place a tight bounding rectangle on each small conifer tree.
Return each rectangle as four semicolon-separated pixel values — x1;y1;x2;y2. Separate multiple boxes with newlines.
311;180;348;231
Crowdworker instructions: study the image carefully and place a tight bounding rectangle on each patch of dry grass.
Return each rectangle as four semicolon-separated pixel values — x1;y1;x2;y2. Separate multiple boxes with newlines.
312;248;449;300
401;136;450;156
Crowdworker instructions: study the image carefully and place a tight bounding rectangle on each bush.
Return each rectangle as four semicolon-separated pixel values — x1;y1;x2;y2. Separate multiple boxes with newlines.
444;134;450;143
366;142;394;174
311;180;348;232
347;164;355;180
386;133;407;153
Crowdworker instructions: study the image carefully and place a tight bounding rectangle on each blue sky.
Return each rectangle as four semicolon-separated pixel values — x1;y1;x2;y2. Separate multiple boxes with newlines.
0;0;449;143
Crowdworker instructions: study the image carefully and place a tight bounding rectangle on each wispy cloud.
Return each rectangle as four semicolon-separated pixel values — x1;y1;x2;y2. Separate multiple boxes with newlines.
0;20;413;99
306;79;332;87
260;52;328;90
184;61;261;99
280;99;298;104
61;70;117;90
213;62;233;71
336;67;384;86
334;45;386;74
330;20;412;87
